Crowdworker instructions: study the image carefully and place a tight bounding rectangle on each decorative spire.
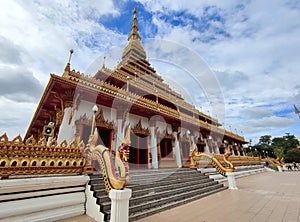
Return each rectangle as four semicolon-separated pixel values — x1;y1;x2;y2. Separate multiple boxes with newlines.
63;49;73;77
128;6;141;41
121;7;146;60
102;56;106;69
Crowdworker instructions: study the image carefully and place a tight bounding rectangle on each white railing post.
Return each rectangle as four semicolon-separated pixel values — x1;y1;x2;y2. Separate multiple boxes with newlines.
109;188;132;222
226;172;238;190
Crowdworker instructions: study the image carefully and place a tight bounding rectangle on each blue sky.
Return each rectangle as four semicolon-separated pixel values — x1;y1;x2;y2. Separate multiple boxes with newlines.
0;0;300;144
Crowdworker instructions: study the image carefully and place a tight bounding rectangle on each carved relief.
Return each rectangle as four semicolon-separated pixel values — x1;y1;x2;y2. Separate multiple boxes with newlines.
0;133;85;179
95;109;114;129
132;119;150;136
162;127;174;140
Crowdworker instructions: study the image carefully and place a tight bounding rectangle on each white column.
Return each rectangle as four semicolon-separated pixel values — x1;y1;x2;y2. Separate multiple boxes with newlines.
231;146;236;156
57;107;75;144
115;119;124;149
215;143;220;154
226;172;238;190
190;135;195;152
204;139;210;153
149;126;158;169
173;132;182;168
109;189;132;222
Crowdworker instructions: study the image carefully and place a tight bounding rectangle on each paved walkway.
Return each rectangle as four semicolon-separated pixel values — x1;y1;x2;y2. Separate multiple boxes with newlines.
59;171;300;222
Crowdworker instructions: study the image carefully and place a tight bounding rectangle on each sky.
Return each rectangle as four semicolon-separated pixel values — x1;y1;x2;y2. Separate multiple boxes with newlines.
1;0;300;145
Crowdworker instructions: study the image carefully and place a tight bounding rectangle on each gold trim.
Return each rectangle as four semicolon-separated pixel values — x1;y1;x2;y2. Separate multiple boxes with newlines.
0;133;85;179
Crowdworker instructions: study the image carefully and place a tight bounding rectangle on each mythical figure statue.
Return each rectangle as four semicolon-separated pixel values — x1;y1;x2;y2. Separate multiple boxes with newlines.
84;127;131;194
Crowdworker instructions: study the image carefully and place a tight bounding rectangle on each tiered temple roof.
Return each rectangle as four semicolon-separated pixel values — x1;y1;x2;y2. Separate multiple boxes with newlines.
25;7;246;145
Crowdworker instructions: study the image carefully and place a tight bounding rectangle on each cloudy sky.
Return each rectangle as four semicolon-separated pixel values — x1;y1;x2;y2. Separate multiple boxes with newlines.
1;0;300;144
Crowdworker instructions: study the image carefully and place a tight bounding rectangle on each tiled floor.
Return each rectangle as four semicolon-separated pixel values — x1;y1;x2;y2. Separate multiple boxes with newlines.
58;171;300;222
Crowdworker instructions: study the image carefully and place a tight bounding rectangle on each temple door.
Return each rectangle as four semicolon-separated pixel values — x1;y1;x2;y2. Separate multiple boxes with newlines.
128;132;148;169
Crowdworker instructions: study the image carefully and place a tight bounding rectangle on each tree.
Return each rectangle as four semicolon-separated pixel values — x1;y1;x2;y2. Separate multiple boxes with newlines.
272;134;298;155
259;135;272;145
247;134;299;160
284;149;300;163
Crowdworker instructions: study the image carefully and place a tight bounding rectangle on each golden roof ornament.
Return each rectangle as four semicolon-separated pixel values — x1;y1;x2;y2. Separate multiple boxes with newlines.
121;7;146;60
63;49;74;77
128;6;141;41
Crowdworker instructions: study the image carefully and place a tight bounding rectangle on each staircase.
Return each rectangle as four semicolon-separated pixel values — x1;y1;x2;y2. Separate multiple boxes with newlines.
88;168;226;221
200;164;266;182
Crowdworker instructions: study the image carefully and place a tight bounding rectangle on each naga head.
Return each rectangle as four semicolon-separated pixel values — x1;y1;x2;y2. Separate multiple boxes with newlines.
118;125;131;162
119;142;130;162
84;128;99;159
224;144;232;158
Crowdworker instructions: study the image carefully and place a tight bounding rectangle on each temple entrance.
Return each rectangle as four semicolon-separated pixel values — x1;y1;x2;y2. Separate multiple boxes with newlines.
196;143;205;153
80;125;113;172
219;146;225;154
128;132;148;169
181;141;190;168
181;141;190;159
158;138;177;168
160;138;173;158
81;125;112;149
97;128;112;148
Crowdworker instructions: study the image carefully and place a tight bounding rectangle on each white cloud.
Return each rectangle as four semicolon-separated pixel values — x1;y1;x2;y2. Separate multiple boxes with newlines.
1;0;300;144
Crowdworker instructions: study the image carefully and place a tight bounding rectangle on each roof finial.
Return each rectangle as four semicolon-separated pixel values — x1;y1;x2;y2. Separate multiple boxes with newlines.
63;49;74;77
128;6;141;41
102;56;106;68
68;49;74;63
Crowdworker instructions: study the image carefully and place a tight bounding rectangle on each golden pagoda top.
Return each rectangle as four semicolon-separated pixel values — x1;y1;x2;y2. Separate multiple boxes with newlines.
128;7;141;41
122;7;146;60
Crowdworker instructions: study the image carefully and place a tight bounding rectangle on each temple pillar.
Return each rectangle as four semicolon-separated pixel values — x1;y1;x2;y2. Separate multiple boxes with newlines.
204;139;210;153
57;107;76;144
149;126;158;169
215;142;220;154
230;145;235;156
190;134;195;152
115;107;128;150
116;118;123;150
173;132;182;168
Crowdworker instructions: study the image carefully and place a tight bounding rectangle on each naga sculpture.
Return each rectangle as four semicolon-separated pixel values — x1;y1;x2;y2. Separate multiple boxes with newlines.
190;145;234;177
84;127;130;194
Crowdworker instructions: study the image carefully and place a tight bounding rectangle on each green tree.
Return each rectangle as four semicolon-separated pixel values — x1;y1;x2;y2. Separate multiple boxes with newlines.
259;135;272;145
247;134;299;160
272;134;298;155
284;149;300;163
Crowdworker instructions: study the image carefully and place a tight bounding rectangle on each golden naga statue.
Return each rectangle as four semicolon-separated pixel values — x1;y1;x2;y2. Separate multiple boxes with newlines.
190;145;234;177
84;127;131;194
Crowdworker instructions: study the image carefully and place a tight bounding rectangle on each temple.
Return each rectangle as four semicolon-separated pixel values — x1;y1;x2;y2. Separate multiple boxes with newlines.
1;7;278;222
25;7;247;170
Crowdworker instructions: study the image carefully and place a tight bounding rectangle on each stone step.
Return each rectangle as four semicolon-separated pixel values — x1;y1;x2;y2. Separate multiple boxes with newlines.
129;183;224;214
94;173;211;200
129;186;227;221
100;179;218;212
89;168;226;222
129;181;220;212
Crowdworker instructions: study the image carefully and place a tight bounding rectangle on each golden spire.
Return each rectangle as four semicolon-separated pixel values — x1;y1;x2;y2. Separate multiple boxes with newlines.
121;7;146;60
128;6;141;41
63;49;74;77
